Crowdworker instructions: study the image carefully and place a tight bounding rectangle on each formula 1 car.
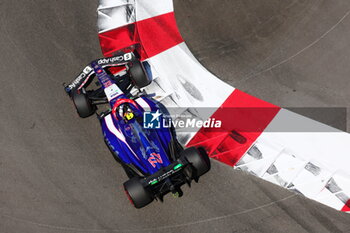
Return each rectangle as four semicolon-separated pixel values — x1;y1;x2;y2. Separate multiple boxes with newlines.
64;52;210;208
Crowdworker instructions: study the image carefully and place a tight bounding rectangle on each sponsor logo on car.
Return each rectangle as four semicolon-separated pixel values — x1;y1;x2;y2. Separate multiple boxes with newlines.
67;66;93;90
104;84;122;101
97;53;132;65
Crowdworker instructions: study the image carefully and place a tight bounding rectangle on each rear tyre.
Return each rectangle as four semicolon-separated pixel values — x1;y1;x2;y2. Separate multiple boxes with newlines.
72;91;95;118
128;60;151;88
181;147;210;177
123;177;154;208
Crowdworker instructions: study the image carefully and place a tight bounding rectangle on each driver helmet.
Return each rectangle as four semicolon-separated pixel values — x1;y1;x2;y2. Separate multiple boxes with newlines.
118;104;135;121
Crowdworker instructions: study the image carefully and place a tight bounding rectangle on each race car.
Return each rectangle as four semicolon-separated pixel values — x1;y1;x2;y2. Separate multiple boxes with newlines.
64;52;211;208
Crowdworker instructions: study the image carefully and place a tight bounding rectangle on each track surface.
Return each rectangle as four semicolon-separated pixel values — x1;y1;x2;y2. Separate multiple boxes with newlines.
1;1;350;232
175;0;350;132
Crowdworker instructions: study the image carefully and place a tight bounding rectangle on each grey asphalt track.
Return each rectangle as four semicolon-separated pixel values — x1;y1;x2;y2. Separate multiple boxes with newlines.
1;1;350;233
175;0;350;132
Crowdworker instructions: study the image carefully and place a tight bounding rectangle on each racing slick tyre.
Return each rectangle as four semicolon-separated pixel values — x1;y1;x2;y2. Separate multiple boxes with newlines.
182;147;211;177
123;177;154;209
72;91;95;118
129;60;151;89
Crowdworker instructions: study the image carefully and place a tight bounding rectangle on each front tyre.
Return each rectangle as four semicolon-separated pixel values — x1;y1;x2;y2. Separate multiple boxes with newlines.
72;91;95;118
128;60;151;89
123;177;154;209
182;147;211;178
